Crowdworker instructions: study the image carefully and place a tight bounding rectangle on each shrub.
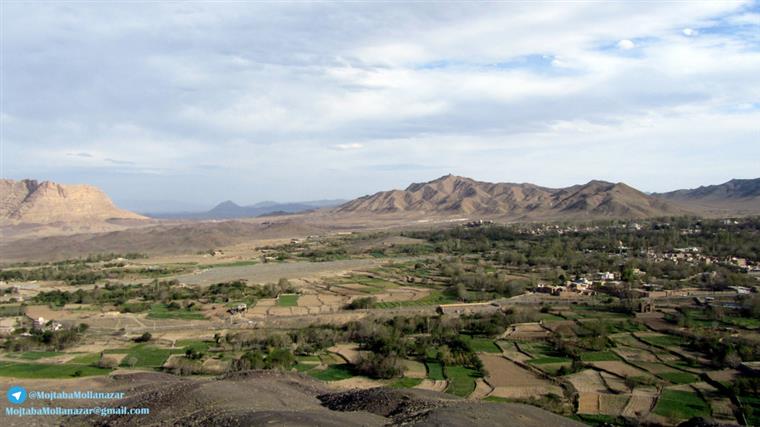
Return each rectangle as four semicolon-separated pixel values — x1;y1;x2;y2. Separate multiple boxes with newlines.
133;332;152;343
185;348;203;360
355;353;403;379
345;297;377;310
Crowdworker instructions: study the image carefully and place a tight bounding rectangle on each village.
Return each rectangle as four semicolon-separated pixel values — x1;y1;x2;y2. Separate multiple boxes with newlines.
0;217;758;426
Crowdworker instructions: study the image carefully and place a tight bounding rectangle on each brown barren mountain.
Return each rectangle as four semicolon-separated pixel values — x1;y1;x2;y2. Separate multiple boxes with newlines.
0;179;147;234
335;174;685;219
653;178;760;215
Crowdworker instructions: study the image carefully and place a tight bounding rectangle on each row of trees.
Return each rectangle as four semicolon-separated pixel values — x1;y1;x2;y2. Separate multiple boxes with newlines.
30;278;297;310
3;323;89;352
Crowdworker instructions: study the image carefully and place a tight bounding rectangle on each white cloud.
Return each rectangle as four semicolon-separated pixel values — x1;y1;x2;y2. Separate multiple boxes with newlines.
727;12;760;26
2;1;758;203
332;143;364;150
617;39;636;50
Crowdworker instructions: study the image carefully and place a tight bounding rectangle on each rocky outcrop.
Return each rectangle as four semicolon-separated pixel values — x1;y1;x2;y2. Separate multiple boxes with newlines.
0;179;146;225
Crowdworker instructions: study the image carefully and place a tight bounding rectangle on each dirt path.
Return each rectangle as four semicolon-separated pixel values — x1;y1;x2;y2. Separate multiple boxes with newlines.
328;344;362;364
415;379;448;392
495;341;532;362
470;378;494;399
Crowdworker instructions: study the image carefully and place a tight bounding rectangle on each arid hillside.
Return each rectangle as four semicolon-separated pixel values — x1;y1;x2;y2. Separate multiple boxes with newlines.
653;178;760;215
336;175;686;220
0;218;328;263
13;371;584;427
0;179;146;225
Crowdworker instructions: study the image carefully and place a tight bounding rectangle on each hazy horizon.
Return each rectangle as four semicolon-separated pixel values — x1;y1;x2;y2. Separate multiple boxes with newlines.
2;2;759;210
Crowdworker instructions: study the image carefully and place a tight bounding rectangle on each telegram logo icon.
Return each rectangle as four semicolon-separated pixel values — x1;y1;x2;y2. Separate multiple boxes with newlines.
7;386;27;404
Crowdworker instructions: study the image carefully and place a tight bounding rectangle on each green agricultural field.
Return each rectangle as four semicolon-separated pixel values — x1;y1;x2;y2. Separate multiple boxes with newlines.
519;339;573;364
444;365;478;397
723;316;760;329
373;290;458;309
738;394;760;426
640;334;687;347
610;334;641;347
0;305;24;317
580;351;620;362
294;362;318;372
0;361;111;379
517;341;555;358
308;364;354;381
293;355;321;372
119;344;184;368
606;320;647;333
277;294;299;307
570;305;629;319
119;302;149;313
147;303;206;320
534;362;572;375
528;356;572;365
426;361;445;380
177;339;212;353
68;353;101;365
391;377;423;388
653;389;710;420
10;351;61;360
464;336;501;353
659;371;699;384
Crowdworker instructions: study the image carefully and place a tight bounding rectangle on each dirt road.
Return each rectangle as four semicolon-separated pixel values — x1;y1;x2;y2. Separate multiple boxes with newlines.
174;258;389;285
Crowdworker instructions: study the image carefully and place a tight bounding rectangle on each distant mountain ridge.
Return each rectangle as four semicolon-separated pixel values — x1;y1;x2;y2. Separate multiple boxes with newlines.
652;178;760;214
336;174;685;219
148;199;346;219
0;179;146;225
5;176;759;234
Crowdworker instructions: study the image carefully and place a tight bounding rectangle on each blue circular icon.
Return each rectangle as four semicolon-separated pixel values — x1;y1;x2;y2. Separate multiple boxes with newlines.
7;386;27;404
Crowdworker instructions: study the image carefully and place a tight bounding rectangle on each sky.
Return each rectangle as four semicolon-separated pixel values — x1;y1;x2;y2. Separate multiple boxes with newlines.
2;1;759;212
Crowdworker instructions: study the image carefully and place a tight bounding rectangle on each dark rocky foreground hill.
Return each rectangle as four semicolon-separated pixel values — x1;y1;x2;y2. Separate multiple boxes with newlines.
47;371;585;427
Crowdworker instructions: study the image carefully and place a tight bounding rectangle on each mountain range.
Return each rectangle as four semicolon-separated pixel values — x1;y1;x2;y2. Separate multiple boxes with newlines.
337;175;685;219
3;176;759;233
652;178;760;215
147;199;346;219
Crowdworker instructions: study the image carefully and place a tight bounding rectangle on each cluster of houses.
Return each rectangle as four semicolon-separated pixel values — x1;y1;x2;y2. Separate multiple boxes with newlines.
533;265;758;299
533;273;619;297
519;224;602;236
463;219;495;228
32;316;63;332
227;303;248;315
436;302;501;316
0;315;63;337
641;247;760;274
